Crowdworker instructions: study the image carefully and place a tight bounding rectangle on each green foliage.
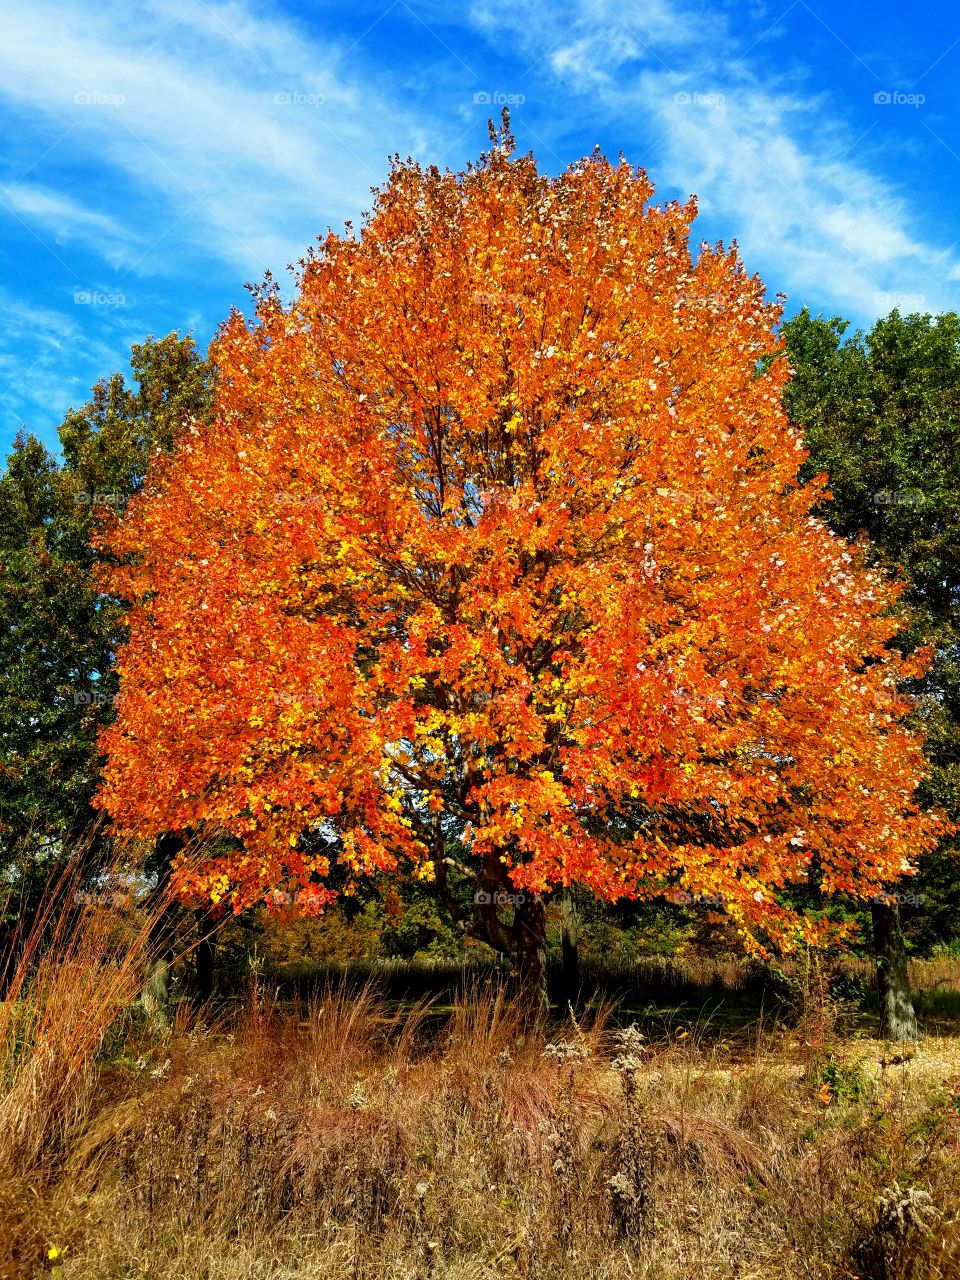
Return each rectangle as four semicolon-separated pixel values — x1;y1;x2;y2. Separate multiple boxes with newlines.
379;893;461;960
808;1048;871;1105
228;901;386;975
828;968;870;1009
782;308;960;951
0;334;212;901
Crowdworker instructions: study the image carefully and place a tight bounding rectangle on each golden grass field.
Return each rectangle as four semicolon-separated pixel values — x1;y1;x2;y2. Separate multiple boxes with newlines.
3;887;960;1279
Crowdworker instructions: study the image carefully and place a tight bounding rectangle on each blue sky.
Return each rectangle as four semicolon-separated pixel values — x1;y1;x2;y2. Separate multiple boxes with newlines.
1;0;958;454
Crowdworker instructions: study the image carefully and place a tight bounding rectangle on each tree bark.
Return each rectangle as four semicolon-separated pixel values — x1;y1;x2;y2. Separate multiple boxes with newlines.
142;832;184;1034
193;906;217;1008
559;887;580;1012
872;898;919;1041
512;893;549;1021
141;933;175;1034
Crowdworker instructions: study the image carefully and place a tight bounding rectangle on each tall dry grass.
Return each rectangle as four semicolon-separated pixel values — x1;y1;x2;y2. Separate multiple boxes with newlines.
38;984;960;1280
2;878;960;1279
0;866;167;1276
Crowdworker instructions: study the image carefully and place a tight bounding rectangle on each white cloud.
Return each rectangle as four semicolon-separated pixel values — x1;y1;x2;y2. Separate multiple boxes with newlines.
642;79;958;316
471;0;715;59
0;184;137;267
0;0;450;282
0;0;956;449
468;0;960;321
0;0;482;443
0;286;131;434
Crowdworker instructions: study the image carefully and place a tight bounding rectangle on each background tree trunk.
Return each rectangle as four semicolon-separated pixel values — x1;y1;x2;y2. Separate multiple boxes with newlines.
512;894;549;1020
142;832;184;1033
559;887;580;1012
141;928;175;1034
872;898;919;1041
193;906;217;1008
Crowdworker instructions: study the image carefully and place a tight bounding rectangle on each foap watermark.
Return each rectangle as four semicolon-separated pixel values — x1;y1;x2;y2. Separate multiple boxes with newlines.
677;291;728;312
73;490;127;507
273;90;325;107
274;690;326;708
674;90;725;107
874;90;925;108
473;288;525;309
73;690;116;707
872;891;925;907
473;90;526;106
874;290;926;312
274;492;323;507
267;888;330;907
668;688;727;711
74;889;129;907
655;485;721;507
474;889;527;906
74;290;125;307
668;890;726;908
74;90;125;107
872;489;922;507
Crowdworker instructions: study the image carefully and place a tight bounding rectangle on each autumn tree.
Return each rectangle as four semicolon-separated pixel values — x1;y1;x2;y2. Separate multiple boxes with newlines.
96;124;939;1010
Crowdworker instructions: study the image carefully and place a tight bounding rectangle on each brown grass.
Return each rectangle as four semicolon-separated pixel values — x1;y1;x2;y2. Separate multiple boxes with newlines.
0;864;170;1277
3;896;960;1280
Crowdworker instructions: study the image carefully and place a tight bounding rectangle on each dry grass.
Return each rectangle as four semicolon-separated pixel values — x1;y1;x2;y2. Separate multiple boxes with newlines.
0;866;170;1277
3;899;960;1280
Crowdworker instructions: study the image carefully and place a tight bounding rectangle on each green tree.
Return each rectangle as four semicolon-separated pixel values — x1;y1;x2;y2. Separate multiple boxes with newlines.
782;307;960;1036
0;334;212;912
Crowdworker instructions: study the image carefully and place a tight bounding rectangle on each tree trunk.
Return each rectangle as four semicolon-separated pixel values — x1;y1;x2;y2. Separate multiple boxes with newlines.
142;832;183;1034
560;887;580;1012
872;898;919;1041
141;934;175;1034
193;906;217;1008
512;893;549;1021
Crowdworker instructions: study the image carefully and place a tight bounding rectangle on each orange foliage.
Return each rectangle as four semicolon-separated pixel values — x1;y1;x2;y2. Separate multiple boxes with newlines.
96;125;939;952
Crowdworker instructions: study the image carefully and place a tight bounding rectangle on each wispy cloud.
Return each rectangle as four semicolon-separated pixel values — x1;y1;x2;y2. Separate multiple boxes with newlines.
0;0;469;445
0;286;131;430
468;0;960;319
0;183;137;268
644;79;957;317
0;0;447;281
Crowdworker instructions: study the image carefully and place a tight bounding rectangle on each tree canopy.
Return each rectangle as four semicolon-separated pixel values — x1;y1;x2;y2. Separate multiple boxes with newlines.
95;131;939;985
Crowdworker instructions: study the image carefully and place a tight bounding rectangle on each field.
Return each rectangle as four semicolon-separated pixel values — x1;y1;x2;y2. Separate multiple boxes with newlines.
4;891;960;1280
